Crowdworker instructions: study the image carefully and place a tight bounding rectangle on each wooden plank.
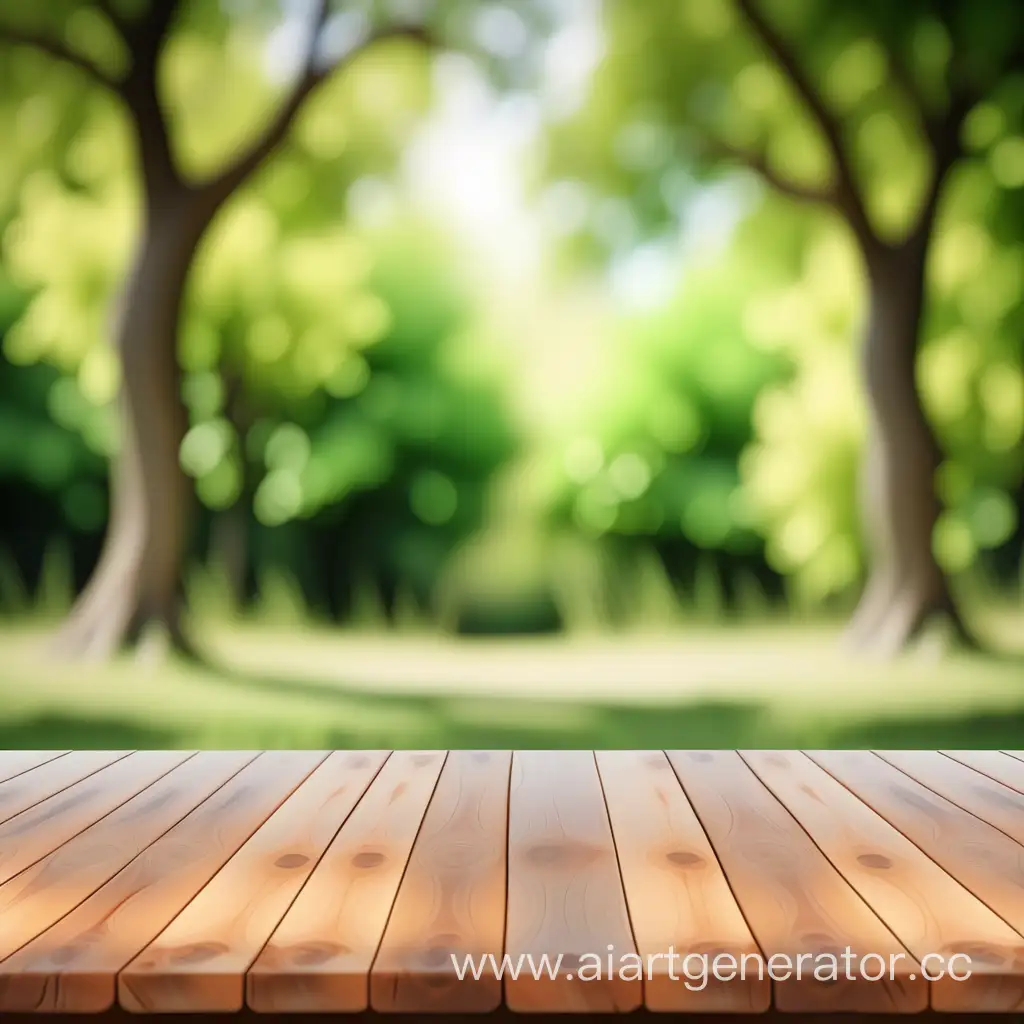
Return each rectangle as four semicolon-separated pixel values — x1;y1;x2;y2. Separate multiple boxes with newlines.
743;750;1024;1012
0;751;319;1013
0;750;198;962
877;750;1024;845
118;750;384;1012
0;753;69;788
808;751;1024;937
370;750;511;1013
503;750;641;1013
0;751;129;827
943;751;1024;794
0;752;184;886
596;750;768;1012
246;750;446;1013
666;750;924;1013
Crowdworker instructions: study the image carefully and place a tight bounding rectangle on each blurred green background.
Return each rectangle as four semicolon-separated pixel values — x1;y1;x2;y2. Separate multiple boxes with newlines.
0;0;1021;749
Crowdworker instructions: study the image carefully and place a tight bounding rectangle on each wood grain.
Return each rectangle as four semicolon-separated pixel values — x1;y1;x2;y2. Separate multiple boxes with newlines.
370;750;511;1013
877;750;1024;845
0;752;184;887
0;747;1021;1016
743;750;1024;1011
246;750;446;1013
0;751;198;963
666;750;924;1013
504;750;641;1013
0;751;129;828
942;751;1024;794
596;750;769;1012
0;753;69;788
0;751;317;1013
808;751;1024;937
118;750;380;1013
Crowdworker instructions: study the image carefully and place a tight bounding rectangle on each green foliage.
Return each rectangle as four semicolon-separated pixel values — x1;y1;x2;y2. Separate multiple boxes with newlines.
0;0;515;618
545;257;788;575
0;0;1021;633
545;0;1024;603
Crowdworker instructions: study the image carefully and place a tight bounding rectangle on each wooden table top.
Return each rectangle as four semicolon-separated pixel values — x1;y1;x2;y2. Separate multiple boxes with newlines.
0;750;1023;1015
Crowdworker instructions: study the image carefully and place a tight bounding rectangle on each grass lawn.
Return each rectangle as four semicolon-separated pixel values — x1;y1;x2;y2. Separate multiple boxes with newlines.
1;605;1022;750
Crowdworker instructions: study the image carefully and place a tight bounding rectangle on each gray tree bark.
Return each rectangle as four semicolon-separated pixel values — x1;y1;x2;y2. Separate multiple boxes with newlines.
50;197;206;659
843;239;973;654
7;0;430;662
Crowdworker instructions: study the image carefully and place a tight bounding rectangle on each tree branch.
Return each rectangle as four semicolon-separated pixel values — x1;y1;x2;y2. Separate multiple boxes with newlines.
735;0;878;252
0;25;121;92
94;0;126;33
699;134;837;206
908;89;970;244
196;4;432;215
884;45;945;146
119;2;185;200
885;48;928;116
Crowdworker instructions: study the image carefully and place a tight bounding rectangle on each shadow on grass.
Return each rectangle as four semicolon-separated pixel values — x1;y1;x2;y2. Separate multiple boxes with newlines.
2;657;1024;749
0;713;180;749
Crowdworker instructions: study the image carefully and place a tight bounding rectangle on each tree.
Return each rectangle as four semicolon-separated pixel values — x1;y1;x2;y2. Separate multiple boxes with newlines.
0;0;432;659
549;0;1024;653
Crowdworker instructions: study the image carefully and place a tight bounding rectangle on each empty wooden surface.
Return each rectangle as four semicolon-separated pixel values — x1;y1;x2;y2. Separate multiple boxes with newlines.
943;751;1024;794
741;751;1024;1011
809;750;1024;937
0;749;1021;1014
0;752;68;788
0;752;313;1012
118;750;380;1013
370;750;510;1013
595;750;769;1013
0;751;129;831
246;751;445;1013
505;751;641;1013
667;750;924;1013
875;750;1024;845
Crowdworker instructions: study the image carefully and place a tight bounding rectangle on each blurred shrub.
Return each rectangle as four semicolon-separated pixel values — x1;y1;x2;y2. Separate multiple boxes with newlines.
543;254;789;609
220;223;520;620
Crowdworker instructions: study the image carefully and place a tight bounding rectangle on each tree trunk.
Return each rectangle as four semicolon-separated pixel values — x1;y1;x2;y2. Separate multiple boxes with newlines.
50;196;206;661
844;241;973;655
209;503;250;611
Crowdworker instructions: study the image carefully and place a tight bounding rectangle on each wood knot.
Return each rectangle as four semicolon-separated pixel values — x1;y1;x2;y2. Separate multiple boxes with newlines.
799;782;824;804
170;942;229;965
352;850;386;869
889;783;945;817
688;752;714;763
50;945;85;966
346;755;369;769
275;853;310;869
976;784;1024;811
666;850;704;868
857;853;892;869
950;943;1006;967
524;841;601;867
526;843;564;865
288;941;349;966
421;934;462;967
412;754;435;767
